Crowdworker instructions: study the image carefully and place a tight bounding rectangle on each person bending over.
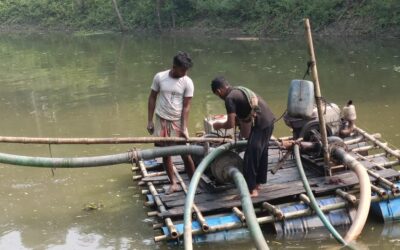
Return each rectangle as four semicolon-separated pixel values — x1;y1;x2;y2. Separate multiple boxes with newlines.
211;76;275;197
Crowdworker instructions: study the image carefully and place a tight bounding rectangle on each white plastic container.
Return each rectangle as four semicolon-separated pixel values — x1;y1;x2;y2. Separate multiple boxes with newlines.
287;79;315;119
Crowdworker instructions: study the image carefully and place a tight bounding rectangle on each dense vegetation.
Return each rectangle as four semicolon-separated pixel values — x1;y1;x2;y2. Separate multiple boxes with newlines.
0;0;399;36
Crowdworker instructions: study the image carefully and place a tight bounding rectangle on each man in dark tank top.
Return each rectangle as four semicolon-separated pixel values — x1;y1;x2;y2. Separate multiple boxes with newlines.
211;76;275;197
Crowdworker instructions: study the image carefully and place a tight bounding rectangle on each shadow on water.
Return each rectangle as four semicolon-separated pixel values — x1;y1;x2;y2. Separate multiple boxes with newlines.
0;33;399;249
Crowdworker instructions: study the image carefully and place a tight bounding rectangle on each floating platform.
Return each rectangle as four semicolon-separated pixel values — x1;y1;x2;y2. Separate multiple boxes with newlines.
131;128;400;243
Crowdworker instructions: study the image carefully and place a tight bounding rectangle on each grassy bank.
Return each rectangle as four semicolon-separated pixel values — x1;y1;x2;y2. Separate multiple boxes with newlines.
0;0;399;36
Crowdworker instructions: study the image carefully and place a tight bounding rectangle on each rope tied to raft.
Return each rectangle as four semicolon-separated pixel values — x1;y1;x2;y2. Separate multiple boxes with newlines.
128;147;139;165
48;143;56;176
302;60;315;79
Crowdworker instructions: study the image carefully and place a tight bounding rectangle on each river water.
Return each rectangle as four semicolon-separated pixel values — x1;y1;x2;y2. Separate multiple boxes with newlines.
0;33;399;250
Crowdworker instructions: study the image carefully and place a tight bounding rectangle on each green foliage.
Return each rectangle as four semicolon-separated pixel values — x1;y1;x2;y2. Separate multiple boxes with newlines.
0;0;398;35
358;0;400;28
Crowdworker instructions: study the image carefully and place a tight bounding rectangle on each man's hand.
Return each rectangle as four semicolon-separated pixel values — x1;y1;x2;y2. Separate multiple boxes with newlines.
147;121;154;135
180;128;189;140
213;122;223;130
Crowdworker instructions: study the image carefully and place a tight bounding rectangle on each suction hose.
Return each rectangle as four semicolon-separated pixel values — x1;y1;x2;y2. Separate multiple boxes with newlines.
294;144;347;246
183;141;269;250
0;145;206;168
184;141;258;250
330;145;371;242
228;167;269;250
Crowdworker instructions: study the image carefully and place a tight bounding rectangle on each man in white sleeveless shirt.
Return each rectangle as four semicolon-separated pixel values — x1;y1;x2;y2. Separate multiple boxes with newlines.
147;52;195;194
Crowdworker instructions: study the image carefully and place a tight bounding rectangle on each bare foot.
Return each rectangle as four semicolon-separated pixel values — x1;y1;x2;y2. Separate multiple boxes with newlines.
166;183;180;194
250;189;259;198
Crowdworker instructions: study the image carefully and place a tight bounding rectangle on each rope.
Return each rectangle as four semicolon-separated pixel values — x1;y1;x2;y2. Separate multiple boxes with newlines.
302;60;315;79
48;144;55;176
274;109;287;124
128;148;139;165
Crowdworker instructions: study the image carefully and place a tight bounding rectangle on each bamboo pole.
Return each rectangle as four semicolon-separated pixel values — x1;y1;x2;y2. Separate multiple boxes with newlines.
371;184;387;197
354;126;400;159
147;211;158;217
336;189;357;204
353;152;399;169
147;181;179;239
351;145;384;153
155;191;400;242
299;193;311;205
354;152;385;170
0;136;233;144
232;207;246;222
138;161;178;237
262;202;284;220
304;18;330;170
172;165;209;232
366;170;399;193
344;133;381;145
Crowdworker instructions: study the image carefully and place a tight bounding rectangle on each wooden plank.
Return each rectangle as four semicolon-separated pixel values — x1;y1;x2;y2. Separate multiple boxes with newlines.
162;161;318;207
159;183;307;218
158;168;400;218
311;168;400;193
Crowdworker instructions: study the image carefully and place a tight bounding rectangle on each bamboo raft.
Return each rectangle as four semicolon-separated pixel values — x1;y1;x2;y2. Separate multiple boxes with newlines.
132;127;400;243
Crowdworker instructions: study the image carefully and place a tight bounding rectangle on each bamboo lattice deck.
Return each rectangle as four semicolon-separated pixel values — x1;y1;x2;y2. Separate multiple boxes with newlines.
131;128;400;242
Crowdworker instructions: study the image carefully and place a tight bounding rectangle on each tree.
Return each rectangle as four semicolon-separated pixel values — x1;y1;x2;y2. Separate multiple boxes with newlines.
111;0;127;32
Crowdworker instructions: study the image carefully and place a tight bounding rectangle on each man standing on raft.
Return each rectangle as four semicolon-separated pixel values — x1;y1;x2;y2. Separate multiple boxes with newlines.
147;52;196;194
211;76;275;197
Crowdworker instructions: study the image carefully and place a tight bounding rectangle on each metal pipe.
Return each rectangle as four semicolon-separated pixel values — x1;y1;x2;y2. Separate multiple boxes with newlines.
294;144;347;245
0;136;233;144
229;167;269;250
330;146;371;243
304;18;330;168
0;145;205;168
183;141;247;250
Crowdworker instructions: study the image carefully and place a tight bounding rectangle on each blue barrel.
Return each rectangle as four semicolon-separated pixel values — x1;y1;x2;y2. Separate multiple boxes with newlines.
162;213;250;243
287;80;315;119
274;197;354;237
371;183;400;221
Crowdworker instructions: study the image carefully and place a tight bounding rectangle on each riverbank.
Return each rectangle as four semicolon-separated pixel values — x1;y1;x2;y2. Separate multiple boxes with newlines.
1;22;399;39
0;1;398;38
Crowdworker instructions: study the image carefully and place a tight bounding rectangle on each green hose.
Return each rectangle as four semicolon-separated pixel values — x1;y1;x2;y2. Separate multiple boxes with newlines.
0;145;206;168
294;144;348;246
184;141;269;250
229;167;269;250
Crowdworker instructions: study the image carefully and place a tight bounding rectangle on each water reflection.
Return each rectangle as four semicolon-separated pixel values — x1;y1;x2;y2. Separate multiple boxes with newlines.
0;33;399;249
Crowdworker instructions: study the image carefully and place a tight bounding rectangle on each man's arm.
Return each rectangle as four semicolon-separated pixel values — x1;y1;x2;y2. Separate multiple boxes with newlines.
147;90;158;134
213;113;236;130
180;96;192;139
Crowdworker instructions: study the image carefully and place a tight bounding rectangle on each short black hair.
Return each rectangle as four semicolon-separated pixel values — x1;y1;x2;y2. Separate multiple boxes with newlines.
173;51;193;69
211;76;229;93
